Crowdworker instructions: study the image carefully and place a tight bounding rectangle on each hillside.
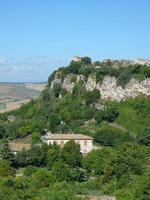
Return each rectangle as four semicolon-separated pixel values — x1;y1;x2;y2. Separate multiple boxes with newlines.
0;57;149;200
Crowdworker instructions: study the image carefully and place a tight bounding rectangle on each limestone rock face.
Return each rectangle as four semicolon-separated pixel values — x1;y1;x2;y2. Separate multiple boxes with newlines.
51;73;150;101
86;75;150;101
51;74;85;93
62;76;75;93
50;72;62;89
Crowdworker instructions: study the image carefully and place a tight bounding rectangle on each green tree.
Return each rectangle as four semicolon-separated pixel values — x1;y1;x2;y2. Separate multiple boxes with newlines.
137;127;150;146
46;143;61;169
48;113;61;132
15;150;29;167
68;61;81;74
53;83;62;98
61;140;83;168
95;126;131;147
52;162;70;181
86;89;101;105
0;160;15;177
31;168;56;188
81;57;92;65
0;140;15;164
103;103;119;122
0;125;5;139
28;145;47;167
83;148;113;175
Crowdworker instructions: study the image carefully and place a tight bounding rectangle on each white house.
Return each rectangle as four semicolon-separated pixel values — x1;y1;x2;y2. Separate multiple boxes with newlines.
134;58;150;65
72;56;82;62
42;132;93;154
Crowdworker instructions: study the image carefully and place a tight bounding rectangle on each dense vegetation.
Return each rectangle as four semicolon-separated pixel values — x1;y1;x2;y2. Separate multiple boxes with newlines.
0;58;149;199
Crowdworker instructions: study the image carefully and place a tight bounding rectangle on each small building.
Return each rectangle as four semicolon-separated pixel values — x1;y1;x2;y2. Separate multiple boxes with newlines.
9;142;31;154
72;56;82;62
134;58;150;65
42;133;93;154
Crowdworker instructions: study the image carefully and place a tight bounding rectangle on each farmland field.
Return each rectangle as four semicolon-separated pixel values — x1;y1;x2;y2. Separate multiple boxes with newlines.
0;83;46;113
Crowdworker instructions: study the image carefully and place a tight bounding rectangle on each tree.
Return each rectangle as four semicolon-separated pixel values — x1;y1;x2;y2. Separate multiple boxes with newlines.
23;166;37;176
48;113;61;132
102;103;119;122
52;162;70;181
15;150;29;167
31;168;56;188
0;160;15;177
104;143;145;181
137;127;150;146
61;140;83;168
81;57;92;65
79;66;94;79
46;143;61;169
83;148;113;175
0;125;5;139
86;89;101;105
53;83;62;98
68;62;81;74
31;132;41;144
41;89;50;101
95;126;131;147
18;126;31;138
0;140;15;164
28;145;47;167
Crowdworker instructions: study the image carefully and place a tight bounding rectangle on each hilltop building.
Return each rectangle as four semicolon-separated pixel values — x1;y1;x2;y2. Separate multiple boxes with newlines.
72;56;82;62
42;132;93;154
134;58;150;65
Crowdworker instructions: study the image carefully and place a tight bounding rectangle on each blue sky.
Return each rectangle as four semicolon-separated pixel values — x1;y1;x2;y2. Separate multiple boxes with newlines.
0;0;150;82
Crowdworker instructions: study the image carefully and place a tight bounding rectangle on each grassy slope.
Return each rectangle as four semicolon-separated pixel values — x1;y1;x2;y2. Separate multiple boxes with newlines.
116;98;150;135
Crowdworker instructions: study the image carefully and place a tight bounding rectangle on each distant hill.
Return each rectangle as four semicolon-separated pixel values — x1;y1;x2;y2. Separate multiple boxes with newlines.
0;82;46;113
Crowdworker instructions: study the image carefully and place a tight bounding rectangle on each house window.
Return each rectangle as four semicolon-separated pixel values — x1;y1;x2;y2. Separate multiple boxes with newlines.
84;140;87;146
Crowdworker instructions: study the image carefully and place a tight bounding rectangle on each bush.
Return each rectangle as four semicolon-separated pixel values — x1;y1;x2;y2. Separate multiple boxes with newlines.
81;57;92;65
0;160;15;177
67;62;82;74
86;89;101;105
53;83;62;98
79;67;95;79
117;67;133;87
0;125;6;139
95;126;131;146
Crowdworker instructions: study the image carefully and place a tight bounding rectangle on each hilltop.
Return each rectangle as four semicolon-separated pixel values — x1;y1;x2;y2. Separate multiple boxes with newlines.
0;56;150;138
0;57;149;200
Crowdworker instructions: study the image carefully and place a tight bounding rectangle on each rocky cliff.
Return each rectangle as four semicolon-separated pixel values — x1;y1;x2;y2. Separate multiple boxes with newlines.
51;72;150;101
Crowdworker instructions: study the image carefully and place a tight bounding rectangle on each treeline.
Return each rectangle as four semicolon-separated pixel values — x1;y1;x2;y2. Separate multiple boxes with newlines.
0;139;149;200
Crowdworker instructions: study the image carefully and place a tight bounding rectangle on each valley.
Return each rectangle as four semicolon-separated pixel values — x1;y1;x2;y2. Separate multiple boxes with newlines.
0;83;46;113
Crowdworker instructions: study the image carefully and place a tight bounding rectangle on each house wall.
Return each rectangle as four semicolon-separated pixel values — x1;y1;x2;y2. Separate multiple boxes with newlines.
134;59;150;65
44;139;93;154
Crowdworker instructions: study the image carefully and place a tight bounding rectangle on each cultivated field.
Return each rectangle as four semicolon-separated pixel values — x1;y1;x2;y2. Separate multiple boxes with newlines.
0;83;46;113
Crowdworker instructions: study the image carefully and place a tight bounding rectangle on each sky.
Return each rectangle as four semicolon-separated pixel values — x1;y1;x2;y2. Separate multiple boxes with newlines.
0;0;150;82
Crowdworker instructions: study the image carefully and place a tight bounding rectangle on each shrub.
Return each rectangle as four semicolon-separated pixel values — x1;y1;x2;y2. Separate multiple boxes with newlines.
86;89;101;105
95;126;131;146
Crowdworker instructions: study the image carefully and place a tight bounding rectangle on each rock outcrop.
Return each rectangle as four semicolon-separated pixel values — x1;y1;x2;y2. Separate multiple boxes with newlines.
51;73;150;101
